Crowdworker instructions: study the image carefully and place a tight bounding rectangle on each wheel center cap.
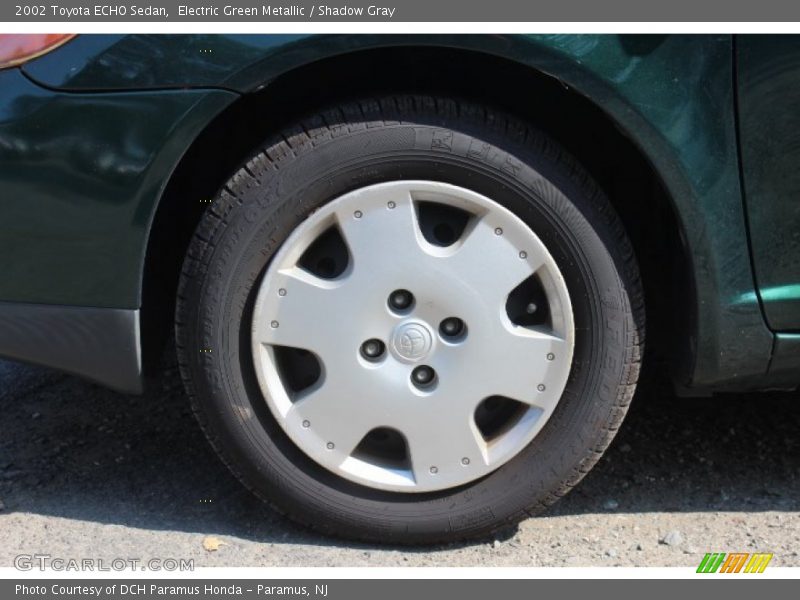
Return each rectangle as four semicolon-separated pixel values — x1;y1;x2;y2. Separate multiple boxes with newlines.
391;321;434;363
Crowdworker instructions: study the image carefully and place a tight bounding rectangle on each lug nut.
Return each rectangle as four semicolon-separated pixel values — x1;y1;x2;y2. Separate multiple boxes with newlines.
440;317;465;338
388;289;413;311
360;338;385;360
412;365;436;387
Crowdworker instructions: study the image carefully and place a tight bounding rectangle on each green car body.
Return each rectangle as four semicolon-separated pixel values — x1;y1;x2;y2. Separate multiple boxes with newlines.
0;34;798;394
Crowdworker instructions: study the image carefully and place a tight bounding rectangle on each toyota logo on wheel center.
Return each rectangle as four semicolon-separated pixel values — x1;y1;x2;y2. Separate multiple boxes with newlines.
391;321;434;362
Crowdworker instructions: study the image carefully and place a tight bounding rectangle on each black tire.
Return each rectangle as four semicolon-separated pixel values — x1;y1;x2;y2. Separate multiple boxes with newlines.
175;95;644;544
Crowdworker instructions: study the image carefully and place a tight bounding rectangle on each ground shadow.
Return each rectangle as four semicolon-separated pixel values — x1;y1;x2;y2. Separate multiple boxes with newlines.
0;357;797;552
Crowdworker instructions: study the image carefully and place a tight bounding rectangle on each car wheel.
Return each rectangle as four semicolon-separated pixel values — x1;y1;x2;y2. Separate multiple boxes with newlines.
175;95;644;544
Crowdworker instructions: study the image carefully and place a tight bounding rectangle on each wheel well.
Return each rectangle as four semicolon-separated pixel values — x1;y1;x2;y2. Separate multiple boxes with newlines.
142;46;694;382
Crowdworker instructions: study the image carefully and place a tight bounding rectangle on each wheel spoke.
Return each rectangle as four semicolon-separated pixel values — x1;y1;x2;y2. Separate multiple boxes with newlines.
485;326;568;411
403;411;488;484
286;373;382;460
253;267;350;356
334;190;428;274
447;217;541;301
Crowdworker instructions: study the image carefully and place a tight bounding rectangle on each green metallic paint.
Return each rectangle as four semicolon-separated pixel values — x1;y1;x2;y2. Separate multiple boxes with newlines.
5;34;793;390
735;285;800;306
736;35;800;332
769;333;800;386
0;68;237;308
762;285;800;304
22;34;303;90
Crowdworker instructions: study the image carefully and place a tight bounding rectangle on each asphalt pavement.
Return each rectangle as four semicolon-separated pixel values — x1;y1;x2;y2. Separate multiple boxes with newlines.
1;356;798;567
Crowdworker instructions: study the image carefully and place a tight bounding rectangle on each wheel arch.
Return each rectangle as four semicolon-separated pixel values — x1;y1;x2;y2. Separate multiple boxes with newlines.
141;43;703;387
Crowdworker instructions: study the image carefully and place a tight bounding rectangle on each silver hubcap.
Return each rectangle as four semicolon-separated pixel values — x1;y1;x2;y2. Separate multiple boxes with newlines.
251;181;574;492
